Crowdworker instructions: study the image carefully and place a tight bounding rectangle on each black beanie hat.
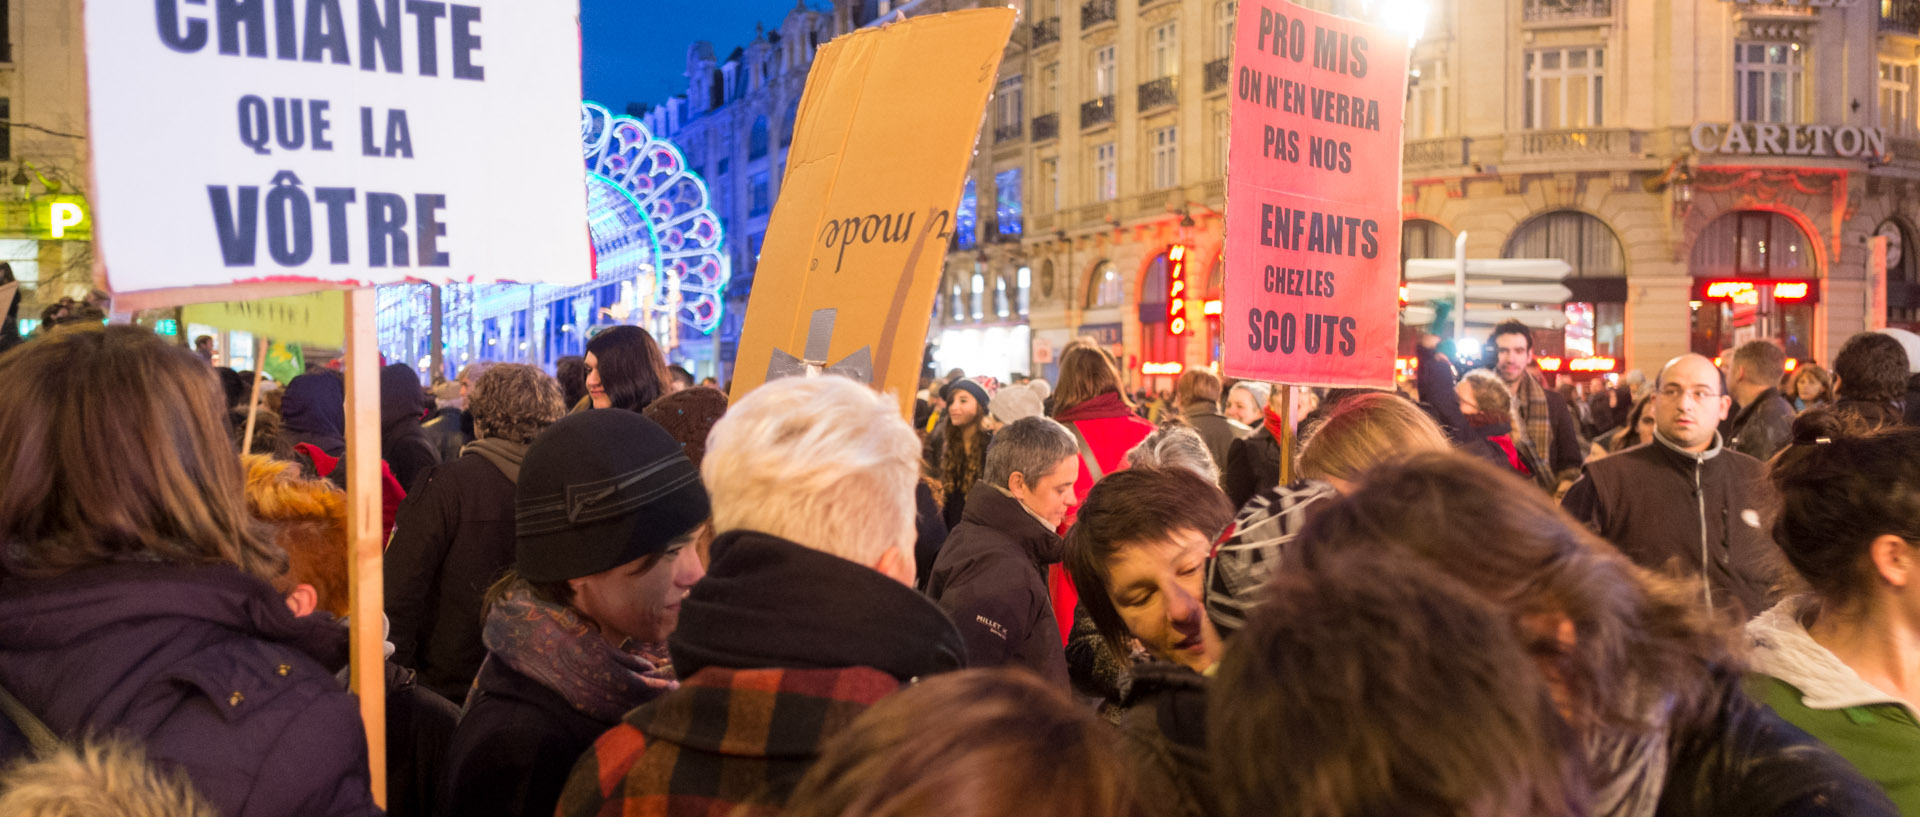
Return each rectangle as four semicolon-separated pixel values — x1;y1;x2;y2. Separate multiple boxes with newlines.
943;378;992;415
515;410;711;582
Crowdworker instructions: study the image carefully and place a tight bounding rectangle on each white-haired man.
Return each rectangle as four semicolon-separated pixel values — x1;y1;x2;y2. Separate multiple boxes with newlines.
557;375;967;817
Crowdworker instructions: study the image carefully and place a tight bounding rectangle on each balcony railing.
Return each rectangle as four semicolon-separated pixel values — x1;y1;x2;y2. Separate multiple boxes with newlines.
1204;58;1231;93
1032;17;1061;46
1403;137;1470;169
1138;76;1178;111
993;120;1024;144
1522;0;1611;22
1884;0;1920;32
1081;95;1116;129
1031;112;1060;142
1082;0;1117;29
1140;0;1173;7
1514;128;1643;157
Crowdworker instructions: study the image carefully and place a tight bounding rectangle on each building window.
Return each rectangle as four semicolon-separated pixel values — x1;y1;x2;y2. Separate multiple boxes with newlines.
1401;219;1455;266
996;168;1024;236
1503;211;1624;279
1214;1;1237;59
1017;265;1032;316
749;171;770;217
971;270;986;320
716;157;729;176
0;98;8;161
1214;109;1230;176
1410;59;1448;138
779;99;800;148
957;178;978;249
1150;22;1178;80
749;116;770;159
1041;157;1060;212
950;277;967;321
997;75;1025;135
1690;210;1817;359
1087;260;1123;309
1093;141;1118;202
995;275;1011;318
1092;45;1117;97
1150;126;1179;190
1883;61;1915;136
1735;42;1804;124
1879;220;1918;325
1040;64;1060;116
1524;48;1603;130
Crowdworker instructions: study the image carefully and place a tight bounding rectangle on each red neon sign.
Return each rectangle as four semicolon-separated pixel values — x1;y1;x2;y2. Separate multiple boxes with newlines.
1694;279;1818;305
1142;361;1185;375
1167;245;1188;335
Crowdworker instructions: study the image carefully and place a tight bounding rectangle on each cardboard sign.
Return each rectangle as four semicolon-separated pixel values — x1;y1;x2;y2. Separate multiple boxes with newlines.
729;9;1016;416
86;1;589;308
1222;1;1408;388
181;291;346;347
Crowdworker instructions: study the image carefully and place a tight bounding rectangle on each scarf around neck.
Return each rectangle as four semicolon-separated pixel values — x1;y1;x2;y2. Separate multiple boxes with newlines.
1055;391;1135;424
1262;406;1287;441
1513;371;1553;461
481;582;676;722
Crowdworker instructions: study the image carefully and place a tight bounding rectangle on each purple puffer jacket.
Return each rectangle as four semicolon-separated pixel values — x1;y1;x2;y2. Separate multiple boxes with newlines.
0;562;381;817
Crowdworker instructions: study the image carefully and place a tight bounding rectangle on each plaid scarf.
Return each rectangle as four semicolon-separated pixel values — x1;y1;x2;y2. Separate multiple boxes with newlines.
481;583;677;722
1512;371;1554;462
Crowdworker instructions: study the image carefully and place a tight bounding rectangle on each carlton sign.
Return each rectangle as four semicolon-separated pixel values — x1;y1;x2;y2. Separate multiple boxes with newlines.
1690;122;1888;160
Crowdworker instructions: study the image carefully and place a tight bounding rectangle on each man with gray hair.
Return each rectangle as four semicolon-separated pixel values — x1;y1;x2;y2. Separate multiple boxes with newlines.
926;416;1081;687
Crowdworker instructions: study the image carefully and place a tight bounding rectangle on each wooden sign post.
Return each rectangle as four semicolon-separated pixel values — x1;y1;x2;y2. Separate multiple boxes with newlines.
341;288;386;802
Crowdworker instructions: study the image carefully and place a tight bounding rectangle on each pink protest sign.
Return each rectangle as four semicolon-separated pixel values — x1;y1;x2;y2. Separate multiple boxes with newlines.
1223;1;1407;388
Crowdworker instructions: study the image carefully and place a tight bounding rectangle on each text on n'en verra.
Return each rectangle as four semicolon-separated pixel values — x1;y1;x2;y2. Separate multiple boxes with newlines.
155;0;487;80
1235;70;1381;131
1259;204;1380;259
1261;126;1353;174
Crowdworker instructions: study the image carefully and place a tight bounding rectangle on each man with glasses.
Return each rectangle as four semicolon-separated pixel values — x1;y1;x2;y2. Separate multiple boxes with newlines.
1561;353;1782;619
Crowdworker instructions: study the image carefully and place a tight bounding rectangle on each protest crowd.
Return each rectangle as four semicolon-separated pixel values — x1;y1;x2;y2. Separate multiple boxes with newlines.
3;311;1920;817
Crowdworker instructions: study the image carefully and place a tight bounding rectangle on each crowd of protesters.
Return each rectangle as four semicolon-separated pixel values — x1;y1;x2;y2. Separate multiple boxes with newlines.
3;313;1920;817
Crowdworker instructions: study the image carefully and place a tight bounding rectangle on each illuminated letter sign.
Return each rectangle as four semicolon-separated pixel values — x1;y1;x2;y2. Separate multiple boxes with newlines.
1142;361;1185;375
48;203;84;238
1167;245;1188;335
1772;282;1809;300
1568;356;1618;373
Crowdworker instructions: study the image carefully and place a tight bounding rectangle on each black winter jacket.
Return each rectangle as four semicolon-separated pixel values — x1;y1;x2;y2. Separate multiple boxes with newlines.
421;407;473;466
1114;663;1213;817
440;658;615;817
386;450;522;703
1180;400;1247;478
1561;433;1781;619
1222;429;1282;510
926;482;1069;688
1728;388;1796;463
1656;669;1899;817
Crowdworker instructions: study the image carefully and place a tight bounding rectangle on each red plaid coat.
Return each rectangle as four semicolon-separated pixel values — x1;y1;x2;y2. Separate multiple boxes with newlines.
555;665;903;817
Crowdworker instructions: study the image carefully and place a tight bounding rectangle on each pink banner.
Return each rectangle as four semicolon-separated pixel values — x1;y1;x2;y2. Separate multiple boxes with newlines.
1223;1;1407;388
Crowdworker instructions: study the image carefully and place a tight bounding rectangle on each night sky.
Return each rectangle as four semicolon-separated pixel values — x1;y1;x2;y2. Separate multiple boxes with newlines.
581;0;817;111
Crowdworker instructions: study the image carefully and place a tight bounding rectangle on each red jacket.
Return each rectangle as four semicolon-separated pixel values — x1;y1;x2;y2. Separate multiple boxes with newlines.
1049;392;1155;644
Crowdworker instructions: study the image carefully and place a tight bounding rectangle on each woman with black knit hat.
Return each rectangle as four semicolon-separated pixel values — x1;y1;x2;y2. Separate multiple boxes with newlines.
932;376;996;529
440;409;711;817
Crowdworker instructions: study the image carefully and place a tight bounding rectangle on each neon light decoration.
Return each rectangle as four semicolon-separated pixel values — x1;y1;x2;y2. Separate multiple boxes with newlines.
1694;279;1818;305
1772;282;1809;300
1536;356;1617;373
1142;361;1185;375
1167;245;1188;335
581;101;730;333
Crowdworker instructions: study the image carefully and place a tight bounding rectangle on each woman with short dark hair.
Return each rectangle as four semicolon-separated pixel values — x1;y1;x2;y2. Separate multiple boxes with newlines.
0;325;379;817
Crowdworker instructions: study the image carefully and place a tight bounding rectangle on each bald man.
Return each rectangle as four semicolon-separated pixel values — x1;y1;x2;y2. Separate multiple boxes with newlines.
1561;354;1783;619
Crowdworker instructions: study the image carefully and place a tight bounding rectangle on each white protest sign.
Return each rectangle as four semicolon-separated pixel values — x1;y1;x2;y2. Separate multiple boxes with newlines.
87;0;590;307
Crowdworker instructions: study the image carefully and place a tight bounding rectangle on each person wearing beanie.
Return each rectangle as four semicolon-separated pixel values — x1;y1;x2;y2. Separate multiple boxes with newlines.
982;383;1046;431
385;364;568;703
930;376;998;529
440;410;711;817
558;376;967;817
643;385;731;565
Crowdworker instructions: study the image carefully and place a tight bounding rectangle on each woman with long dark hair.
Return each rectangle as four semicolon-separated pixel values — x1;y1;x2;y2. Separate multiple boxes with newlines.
0;325;379;817
583;325;672;413
933;377;994;529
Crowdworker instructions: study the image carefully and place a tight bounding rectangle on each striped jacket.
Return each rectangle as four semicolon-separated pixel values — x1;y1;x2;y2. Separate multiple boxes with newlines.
555;665;903;817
